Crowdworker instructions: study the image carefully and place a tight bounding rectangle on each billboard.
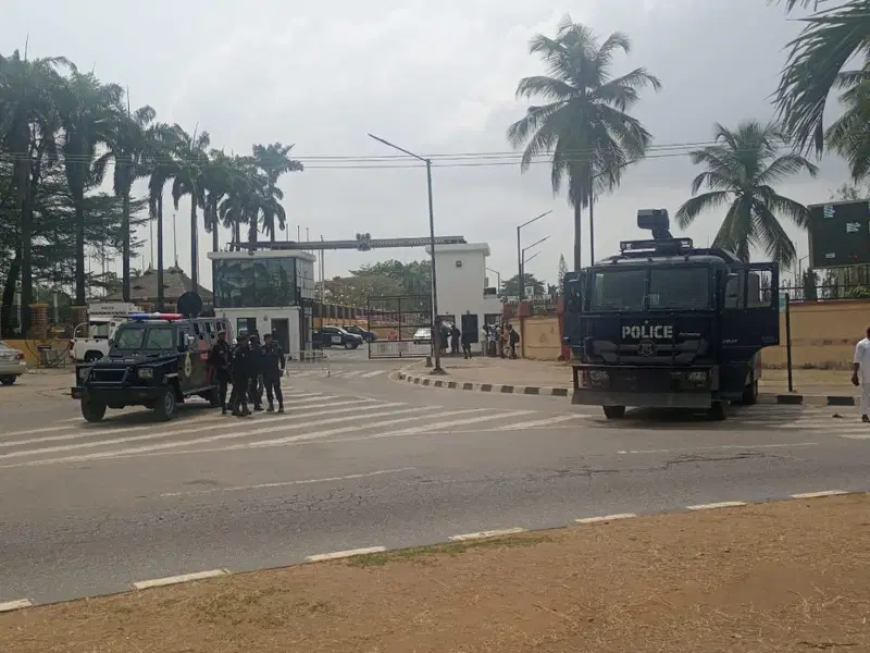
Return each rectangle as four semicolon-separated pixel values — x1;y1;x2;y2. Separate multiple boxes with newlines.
807;199;870;269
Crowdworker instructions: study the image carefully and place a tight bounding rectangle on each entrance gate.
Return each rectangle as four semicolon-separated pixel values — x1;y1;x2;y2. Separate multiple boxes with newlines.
366;294;432;359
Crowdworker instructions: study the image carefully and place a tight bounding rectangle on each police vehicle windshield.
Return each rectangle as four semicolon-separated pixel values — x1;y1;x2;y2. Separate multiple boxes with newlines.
112;324;176;351
589;267;711;312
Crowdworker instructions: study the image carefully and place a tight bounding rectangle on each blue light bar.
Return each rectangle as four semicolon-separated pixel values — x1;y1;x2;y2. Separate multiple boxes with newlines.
128;312;184;320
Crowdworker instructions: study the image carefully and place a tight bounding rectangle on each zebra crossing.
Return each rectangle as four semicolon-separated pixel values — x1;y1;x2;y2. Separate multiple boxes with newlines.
284;368;390;379
0;391;588;469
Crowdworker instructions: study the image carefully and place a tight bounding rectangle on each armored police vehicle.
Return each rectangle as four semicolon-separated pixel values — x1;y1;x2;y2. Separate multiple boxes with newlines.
71;310;231;422
562;209;779;420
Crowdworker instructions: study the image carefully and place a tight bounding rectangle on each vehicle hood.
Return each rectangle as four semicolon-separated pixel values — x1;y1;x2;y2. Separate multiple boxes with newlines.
576;314;713;365
91;352;174;367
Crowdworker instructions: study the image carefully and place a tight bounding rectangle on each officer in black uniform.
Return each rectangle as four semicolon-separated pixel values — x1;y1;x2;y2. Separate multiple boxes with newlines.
262;332;286;413
230;335;251;417
247;332;265;412
208;329;233;414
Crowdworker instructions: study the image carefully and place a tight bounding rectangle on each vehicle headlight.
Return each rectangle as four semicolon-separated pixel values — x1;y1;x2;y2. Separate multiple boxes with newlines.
138;368;153;379
78;368;89;381
687;371;707;382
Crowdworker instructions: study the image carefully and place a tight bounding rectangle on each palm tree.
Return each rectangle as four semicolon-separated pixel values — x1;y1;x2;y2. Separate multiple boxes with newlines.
0;51;66;331
93;104;156;302
169;125;210;292
250;142;303;243
146;122;182;310
675;121;818;266
507;15;661;271
56;69;124;305
774;0;870;157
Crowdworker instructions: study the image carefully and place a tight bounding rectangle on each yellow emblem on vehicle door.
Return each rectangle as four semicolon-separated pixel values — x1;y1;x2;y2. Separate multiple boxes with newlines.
184;351;193;377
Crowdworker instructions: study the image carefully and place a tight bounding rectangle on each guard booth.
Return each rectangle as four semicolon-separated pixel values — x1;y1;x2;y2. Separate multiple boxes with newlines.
366;294;433;359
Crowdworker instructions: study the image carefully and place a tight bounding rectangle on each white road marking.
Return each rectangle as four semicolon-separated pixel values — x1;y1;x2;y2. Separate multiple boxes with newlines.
449;528;525;541
360;370;386;378
0;599;33;613
386;410;536;437
576;513;637;524
501;415;587;430
132;569;229;590
686;501;747;510
159;467;416;498
617;442;818;455
306;546;386;562
791;490;848;499
0;399;379;460
341;370;364;378
0;425;75;437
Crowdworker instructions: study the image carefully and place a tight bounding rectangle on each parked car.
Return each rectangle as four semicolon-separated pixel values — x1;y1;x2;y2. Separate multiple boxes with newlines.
0;341;27;385
344;324;378;342
412;327;432;344
312;325;364;349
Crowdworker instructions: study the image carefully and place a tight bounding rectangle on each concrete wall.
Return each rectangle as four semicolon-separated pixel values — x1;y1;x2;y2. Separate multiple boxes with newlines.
515;299;870;368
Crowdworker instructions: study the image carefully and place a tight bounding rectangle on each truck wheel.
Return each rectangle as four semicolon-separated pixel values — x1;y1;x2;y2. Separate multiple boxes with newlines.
708;401;728;421
81;396;107;422
742;380;759;406
602;405;626;419
154;387;177;421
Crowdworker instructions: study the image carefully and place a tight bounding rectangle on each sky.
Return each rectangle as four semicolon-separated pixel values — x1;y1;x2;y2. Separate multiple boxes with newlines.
2;0;852;290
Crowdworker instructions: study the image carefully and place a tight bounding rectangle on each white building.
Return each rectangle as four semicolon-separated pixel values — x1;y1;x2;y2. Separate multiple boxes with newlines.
425;242;503;351
207;249;316;356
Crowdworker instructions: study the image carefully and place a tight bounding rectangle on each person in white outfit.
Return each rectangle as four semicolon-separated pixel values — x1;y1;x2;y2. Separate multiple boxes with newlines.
851;326;870;422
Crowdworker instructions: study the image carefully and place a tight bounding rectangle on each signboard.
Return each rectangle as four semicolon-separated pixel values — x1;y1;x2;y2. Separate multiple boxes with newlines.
807;199;870;269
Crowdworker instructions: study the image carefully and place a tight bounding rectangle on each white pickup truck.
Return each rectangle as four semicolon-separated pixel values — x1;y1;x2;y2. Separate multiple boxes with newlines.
71;316;128;363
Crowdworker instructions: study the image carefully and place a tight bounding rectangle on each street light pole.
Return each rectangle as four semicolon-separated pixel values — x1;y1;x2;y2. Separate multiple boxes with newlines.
368;133;444;374
486;267;501;293
521;236;550;296
516;210;551;299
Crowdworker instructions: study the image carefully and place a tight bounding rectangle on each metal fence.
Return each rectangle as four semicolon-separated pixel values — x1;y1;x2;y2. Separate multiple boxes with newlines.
365;294;432;359
779;282;870;303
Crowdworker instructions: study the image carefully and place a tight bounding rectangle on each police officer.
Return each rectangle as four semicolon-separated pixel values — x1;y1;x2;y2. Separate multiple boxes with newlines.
262;333;286;413
247;332;265;412
208;329;233;414
230;334;251;417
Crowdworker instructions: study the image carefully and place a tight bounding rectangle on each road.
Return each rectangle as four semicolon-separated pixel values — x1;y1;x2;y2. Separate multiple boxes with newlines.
1;349;869;606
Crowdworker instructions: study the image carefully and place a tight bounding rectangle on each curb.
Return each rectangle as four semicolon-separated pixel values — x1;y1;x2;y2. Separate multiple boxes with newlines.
0;489;860;613
395;370;569;397
758;393;857;407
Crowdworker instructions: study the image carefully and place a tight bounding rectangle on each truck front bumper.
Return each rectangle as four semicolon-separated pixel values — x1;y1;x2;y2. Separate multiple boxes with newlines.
571;364;719;409
571;389;713;409
71;385;164;403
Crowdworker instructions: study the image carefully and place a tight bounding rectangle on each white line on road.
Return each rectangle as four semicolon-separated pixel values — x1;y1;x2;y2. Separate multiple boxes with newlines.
791;490;848;499
306;546;386;562
0;425;75;437
159;467;416;498
0;599;33;613
617;442;819;455
359;370;386;378
132;569;230;590
386;410;537;437
686;501;747;510
576;513;637;524
501;415;587;430
449;528;525;541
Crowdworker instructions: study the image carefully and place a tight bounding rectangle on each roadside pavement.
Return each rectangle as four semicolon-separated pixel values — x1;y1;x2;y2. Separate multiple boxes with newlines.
397;356;858;403
0;368;72;408
3;494;868;653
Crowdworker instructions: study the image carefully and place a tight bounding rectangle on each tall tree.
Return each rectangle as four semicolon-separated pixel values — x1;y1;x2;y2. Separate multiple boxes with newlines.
675;121;817;266
507;15;661;271
502;273;545;297
93;104;156;302
250;142;302;243
557;254;568;291
146;122;182;310
57;69;124;305
170;125;210;292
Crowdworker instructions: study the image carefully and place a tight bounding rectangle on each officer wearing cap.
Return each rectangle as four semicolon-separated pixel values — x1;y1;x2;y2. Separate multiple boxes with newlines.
262;333;286;413
208;328;233;414
230;334;252;417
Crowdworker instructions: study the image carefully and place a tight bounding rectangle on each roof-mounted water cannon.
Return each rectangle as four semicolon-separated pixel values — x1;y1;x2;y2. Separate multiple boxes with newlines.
637;209;672;240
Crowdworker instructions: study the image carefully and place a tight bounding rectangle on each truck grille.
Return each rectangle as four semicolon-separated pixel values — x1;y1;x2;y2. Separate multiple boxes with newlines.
90;369;126;384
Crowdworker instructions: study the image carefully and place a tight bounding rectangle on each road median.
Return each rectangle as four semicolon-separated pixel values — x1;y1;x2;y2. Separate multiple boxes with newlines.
3;494;869;653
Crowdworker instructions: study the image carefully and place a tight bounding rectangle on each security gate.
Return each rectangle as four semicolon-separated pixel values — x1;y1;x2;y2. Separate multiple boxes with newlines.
366;294;432;359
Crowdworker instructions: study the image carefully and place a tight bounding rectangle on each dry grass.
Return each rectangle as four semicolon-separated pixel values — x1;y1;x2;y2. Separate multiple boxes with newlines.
3;495;870;653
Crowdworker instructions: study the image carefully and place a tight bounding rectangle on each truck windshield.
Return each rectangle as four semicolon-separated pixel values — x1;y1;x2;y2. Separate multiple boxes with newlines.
588;267;711;312
113;326;175;351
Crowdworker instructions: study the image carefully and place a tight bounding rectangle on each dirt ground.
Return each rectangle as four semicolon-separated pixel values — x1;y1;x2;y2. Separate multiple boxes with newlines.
3;495;869;653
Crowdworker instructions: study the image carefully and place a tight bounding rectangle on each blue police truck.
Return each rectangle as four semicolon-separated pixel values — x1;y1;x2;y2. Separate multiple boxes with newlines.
562;209;780;421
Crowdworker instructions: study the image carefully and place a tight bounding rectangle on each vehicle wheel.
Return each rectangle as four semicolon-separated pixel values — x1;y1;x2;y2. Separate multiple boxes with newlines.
0;375;16;386
81;396;107;422
708;400;728;421
345;340;357;350
742;380;759;406
84;351;103;363
154;387;177;421
602;405;626;419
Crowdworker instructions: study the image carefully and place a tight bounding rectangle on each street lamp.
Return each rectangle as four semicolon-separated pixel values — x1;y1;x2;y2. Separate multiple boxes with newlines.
517;210;551;299
367;132;444;374
521;235;550;299
485;267;501;293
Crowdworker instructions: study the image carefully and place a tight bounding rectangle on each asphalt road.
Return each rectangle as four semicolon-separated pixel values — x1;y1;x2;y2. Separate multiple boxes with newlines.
2;351;869;605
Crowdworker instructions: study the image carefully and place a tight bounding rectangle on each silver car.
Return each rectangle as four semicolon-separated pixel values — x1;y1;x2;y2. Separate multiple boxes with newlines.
0;341;27;385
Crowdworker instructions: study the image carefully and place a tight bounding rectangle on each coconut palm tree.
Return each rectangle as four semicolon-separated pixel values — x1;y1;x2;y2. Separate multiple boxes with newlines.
56;69;124;305
774;0;870;158
170;125;210;292
250;142;303;243
146;122;182;310
507;15;661;270
675;120;818;266
93;104;156;302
